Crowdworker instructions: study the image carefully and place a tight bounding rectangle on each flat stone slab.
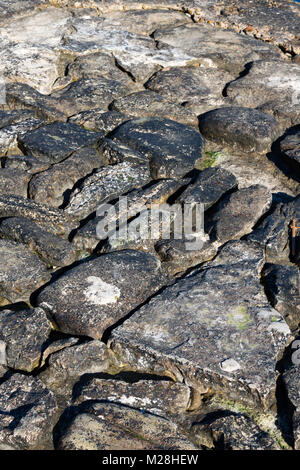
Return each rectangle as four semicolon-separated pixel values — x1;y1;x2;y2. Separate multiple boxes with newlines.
18;122;103;164
0;307;51;372
57;403;198;450
198;107;281;153
0;239;51;303
109;241;291;409
0;217;77;267
37;250;167;339
111;117;204;179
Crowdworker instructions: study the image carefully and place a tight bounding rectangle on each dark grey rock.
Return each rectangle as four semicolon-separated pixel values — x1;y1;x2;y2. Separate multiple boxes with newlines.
111;90;198;127
52;78;133;116
207;185;272;243
0;168;30;197
111;117;204;179
39;341;112;398
0;373;58;450
74;378;193;417
37;250;167;339
0;117;43;155
0;307;51;372
0;239;51;303
28;146;105;207
145;66;232;115
109;241;291;409
198;107;280;153
1;154;49;174
0;195;77;238
0;217;77;267
192;412;278;450
18;122;103;164
263;263;300;332
280;128;300;170
69;110;130;134
178;167;237;210
57;403;198;450
283;366;300;450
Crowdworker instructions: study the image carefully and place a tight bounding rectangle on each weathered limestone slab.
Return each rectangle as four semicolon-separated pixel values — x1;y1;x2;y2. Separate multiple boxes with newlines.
37;250;167;339
109;241;291;409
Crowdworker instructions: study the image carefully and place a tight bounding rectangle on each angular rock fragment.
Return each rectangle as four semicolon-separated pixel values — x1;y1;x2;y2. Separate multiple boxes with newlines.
192;412;278;450
198;107;280;153
178;167;237;210
263;263;300;332
65;147;150;219
52;78;133;116
18;122;103;163
74;378;193;417
0;195;77;238
0;307;51;372
0;373;58;450
111;90;198;127
145;66;232;114
226;61;300;121
207;185;272;243
0;217;76;267
153;23;282;74
2;82;66;122
29;147;105;207
39;341;111;398
280;128;300;170
282;366;300;450
109;241;291;409
0;117;43;155
57;404;198;450
69;110;129;134
111;117;204;179
37;250;166;339
73;178;186;251
0;168;30;197
1;154;49;174
0;239;51;303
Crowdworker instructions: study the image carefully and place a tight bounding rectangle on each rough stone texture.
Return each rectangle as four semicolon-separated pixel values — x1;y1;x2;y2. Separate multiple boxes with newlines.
178;167;237;210
69;110;129;134
0;373;58;450
39;341;112;398
109;241;291;409
263;263;300;332
37;250;166;339
0;195;77;238
1;154;49;174
0;168;30;197
207;185;272;244
74;378;194;417
28;147;105;207
57;404;198;450
153;22;282;75
198;107;280;153
111;117;204;179
192;412;278;450
280;128;300;170
145;65;232;115
0;117;43;155
226;60;300;126
0;239;51;303
18;122;103;164
52;78;134;117
111;90;198;127
0;307;51;372
0;217;77;267
283;366;300;450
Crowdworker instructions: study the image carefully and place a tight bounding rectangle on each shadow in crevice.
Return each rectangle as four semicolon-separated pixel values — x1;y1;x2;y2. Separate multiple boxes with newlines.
267;125;300;184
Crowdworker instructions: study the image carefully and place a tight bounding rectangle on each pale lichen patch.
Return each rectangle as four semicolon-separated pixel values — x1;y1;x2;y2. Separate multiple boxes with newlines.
84;276;121;306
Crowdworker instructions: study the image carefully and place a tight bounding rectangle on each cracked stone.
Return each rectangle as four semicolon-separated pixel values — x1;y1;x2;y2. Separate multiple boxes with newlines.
0;307;51;372
0;217;77;267
37;250;167;339
111;117;204;179
109;241;291;409
69;110;130;134
1;154;49;174
0;168;30;197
